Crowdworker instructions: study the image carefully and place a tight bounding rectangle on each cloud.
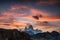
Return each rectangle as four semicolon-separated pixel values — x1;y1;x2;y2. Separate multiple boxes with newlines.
30;8;50;16
0;5;60;23
10;5;29;11
37;0;60;6
0;4;60;32
34;21;60;32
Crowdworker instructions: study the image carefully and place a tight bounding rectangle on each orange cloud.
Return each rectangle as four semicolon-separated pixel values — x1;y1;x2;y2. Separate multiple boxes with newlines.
38;16;60;21
0;5;60;22
0;5;60;32
10;5;29;10
30;8;50;16
3;12;13;16
57;28;60;32
34;22;60;32
0;17;8;20
15;13;27;17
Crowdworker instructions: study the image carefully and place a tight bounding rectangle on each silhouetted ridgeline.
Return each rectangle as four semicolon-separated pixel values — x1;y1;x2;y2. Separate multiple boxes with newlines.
31;31;60;40
0;28;60;40
0;28;30;40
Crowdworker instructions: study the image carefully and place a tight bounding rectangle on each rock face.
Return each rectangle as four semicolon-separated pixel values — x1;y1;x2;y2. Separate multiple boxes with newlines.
0;28;30;40
24;25;42;35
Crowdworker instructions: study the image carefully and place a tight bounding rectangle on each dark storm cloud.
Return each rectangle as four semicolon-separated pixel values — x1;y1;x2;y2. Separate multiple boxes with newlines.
32;15;43;20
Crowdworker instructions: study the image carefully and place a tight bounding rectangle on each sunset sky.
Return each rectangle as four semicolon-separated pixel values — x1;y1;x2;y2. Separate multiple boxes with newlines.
0;0;60;32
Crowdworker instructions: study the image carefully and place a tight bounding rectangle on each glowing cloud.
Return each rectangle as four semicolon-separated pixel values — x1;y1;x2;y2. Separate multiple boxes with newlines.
0;5;60;32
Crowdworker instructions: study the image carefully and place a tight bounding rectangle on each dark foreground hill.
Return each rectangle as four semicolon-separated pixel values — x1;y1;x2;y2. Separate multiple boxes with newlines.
0;28;31;40
0;28;60;40
31;31;60;40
